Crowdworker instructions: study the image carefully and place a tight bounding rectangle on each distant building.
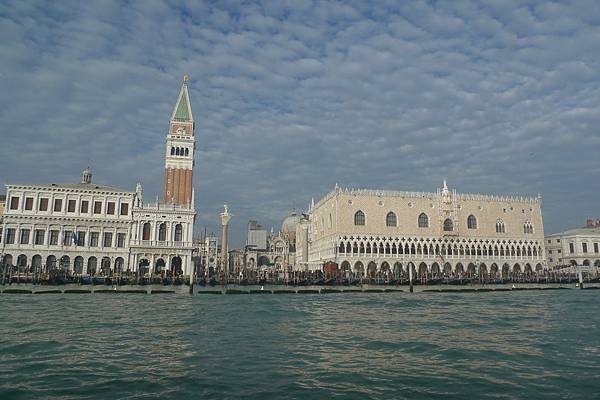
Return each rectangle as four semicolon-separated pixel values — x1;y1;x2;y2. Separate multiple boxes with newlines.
545;225;600;269
246;220;267;250
0;77;197;276
295;181;546;277
228;249;244;275
0;195;6;216
245;211;299;275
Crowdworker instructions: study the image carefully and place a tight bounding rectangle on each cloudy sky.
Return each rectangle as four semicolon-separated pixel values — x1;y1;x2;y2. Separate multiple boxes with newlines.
1;0;599;246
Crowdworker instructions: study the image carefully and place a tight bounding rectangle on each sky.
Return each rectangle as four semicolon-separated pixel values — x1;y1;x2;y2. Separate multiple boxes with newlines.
1;0;599;247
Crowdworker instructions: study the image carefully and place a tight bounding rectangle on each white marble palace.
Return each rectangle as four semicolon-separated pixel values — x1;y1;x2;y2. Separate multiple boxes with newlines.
295;181;546;277
0;77;197;276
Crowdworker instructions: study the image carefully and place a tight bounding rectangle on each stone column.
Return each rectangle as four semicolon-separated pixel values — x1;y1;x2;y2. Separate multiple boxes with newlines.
220;205;232;278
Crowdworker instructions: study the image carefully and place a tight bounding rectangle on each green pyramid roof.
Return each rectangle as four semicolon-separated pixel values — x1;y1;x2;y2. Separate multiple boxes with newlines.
174;89;190;121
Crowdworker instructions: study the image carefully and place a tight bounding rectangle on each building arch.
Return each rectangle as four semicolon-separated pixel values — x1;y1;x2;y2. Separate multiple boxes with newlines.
367;261;377;278
74;256;84;275
60;255;70;271
502;263;510;277
467;263;477;275
513;263;522;274
417;262;428;277
340;261;351;272
353;261;364;276
101;257;111;275
154;258;166;274
46;255;57;271
490;263;499;277
31;255;42;272
87;256;97;275
114;257;124;273
583;259;590;266
455;262;464;275
443;262;452;276
431;262;441;276
17;254;27;272
380;262;391;276
171;256;183;275
258;256;270;267
443;218;454;232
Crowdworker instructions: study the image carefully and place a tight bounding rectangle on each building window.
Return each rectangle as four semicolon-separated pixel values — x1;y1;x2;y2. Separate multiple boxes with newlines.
34;230;45;245
594;243;599;253
53;199;62;212
5;228;16;244
496;219;505;233
93;201;102;214
77;232;86;246
90;232;100;247
171;146;175;155
386;212;397;227
0;227;3;243
467;215;477;229
142;223;151;240
557;239;561;243
20;229;30;244
63;230;72;246
582;243;588;253
174;224;183;242
10;196;19;210
548;239;551;244
558;249;561;254
107;202;115;215
443;218;453;231
67;200;76;213
39;198;49;211
569;243;575;254
103;232;113;247
354;211;365;226
120;203;129;216
81;200;89;213
25;197;34;211
49;230;59;245
548;250;552;254
523;221;533;234
117;233;126;248
418;213;429;228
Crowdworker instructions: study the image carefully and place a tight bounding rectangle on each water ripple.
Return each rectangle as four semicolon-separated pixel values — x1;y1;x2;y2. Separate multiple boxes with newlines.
1;291;599;399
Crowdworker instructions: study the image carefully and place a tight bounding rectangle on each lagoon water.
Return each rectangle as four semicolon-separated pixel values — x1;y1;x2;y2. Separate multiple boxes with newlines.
1;290;599;399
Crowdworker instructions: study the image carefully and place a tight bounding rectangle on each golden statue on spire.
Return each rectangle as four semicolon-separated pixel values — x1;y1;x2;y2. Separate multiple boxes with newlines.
183;74;189;83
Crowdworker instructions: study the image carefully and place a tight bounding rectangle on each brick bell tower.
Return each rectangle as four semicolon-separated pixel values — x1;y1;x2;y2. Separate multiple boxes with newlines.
163;75;195;207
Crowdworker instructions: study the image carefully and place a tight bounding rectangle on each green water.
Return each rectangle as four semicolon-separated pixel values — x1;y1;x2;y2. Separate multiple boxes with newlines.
0;291;599;399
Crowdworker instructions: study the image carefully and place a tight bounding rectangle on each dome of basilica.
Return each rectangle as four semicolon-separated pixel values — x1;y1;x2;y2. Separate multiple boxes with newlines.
281;211;301;241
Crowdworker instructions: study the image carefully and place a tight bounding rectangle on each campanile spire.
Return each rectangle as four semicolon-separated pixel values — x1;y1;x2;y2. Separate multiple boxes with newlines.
163;75;196;207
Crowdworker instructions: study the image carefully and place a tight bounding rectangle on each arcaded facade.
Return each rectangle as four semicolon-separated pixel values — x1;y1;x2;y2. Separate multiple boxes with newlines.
295;181;546;277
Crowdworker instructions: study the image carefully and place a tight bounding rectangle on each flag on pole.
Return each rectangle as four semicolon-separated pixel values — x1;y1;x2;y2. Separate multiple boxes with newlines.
71;231;78;246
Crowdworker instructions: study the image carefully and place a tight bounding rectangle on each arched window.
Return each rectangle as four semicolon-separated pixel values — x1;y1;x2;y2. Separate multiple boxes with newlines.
174;224;183;242
467;215;477;229
185;148;189;156
523;221;533;234
443;218;453;231
142;222;151;240
175;147;180;156
386;212;397;227
496;219;505;233
158;223;166;241
171;147;175;155
354;210;365;226
418;213;429;228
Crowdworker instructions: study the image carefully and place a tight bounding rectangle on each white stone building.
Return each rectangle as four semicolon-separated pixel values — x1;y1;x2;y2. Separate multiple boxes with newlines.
545;226;600;269
295;181;546;277
0;77;197;276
